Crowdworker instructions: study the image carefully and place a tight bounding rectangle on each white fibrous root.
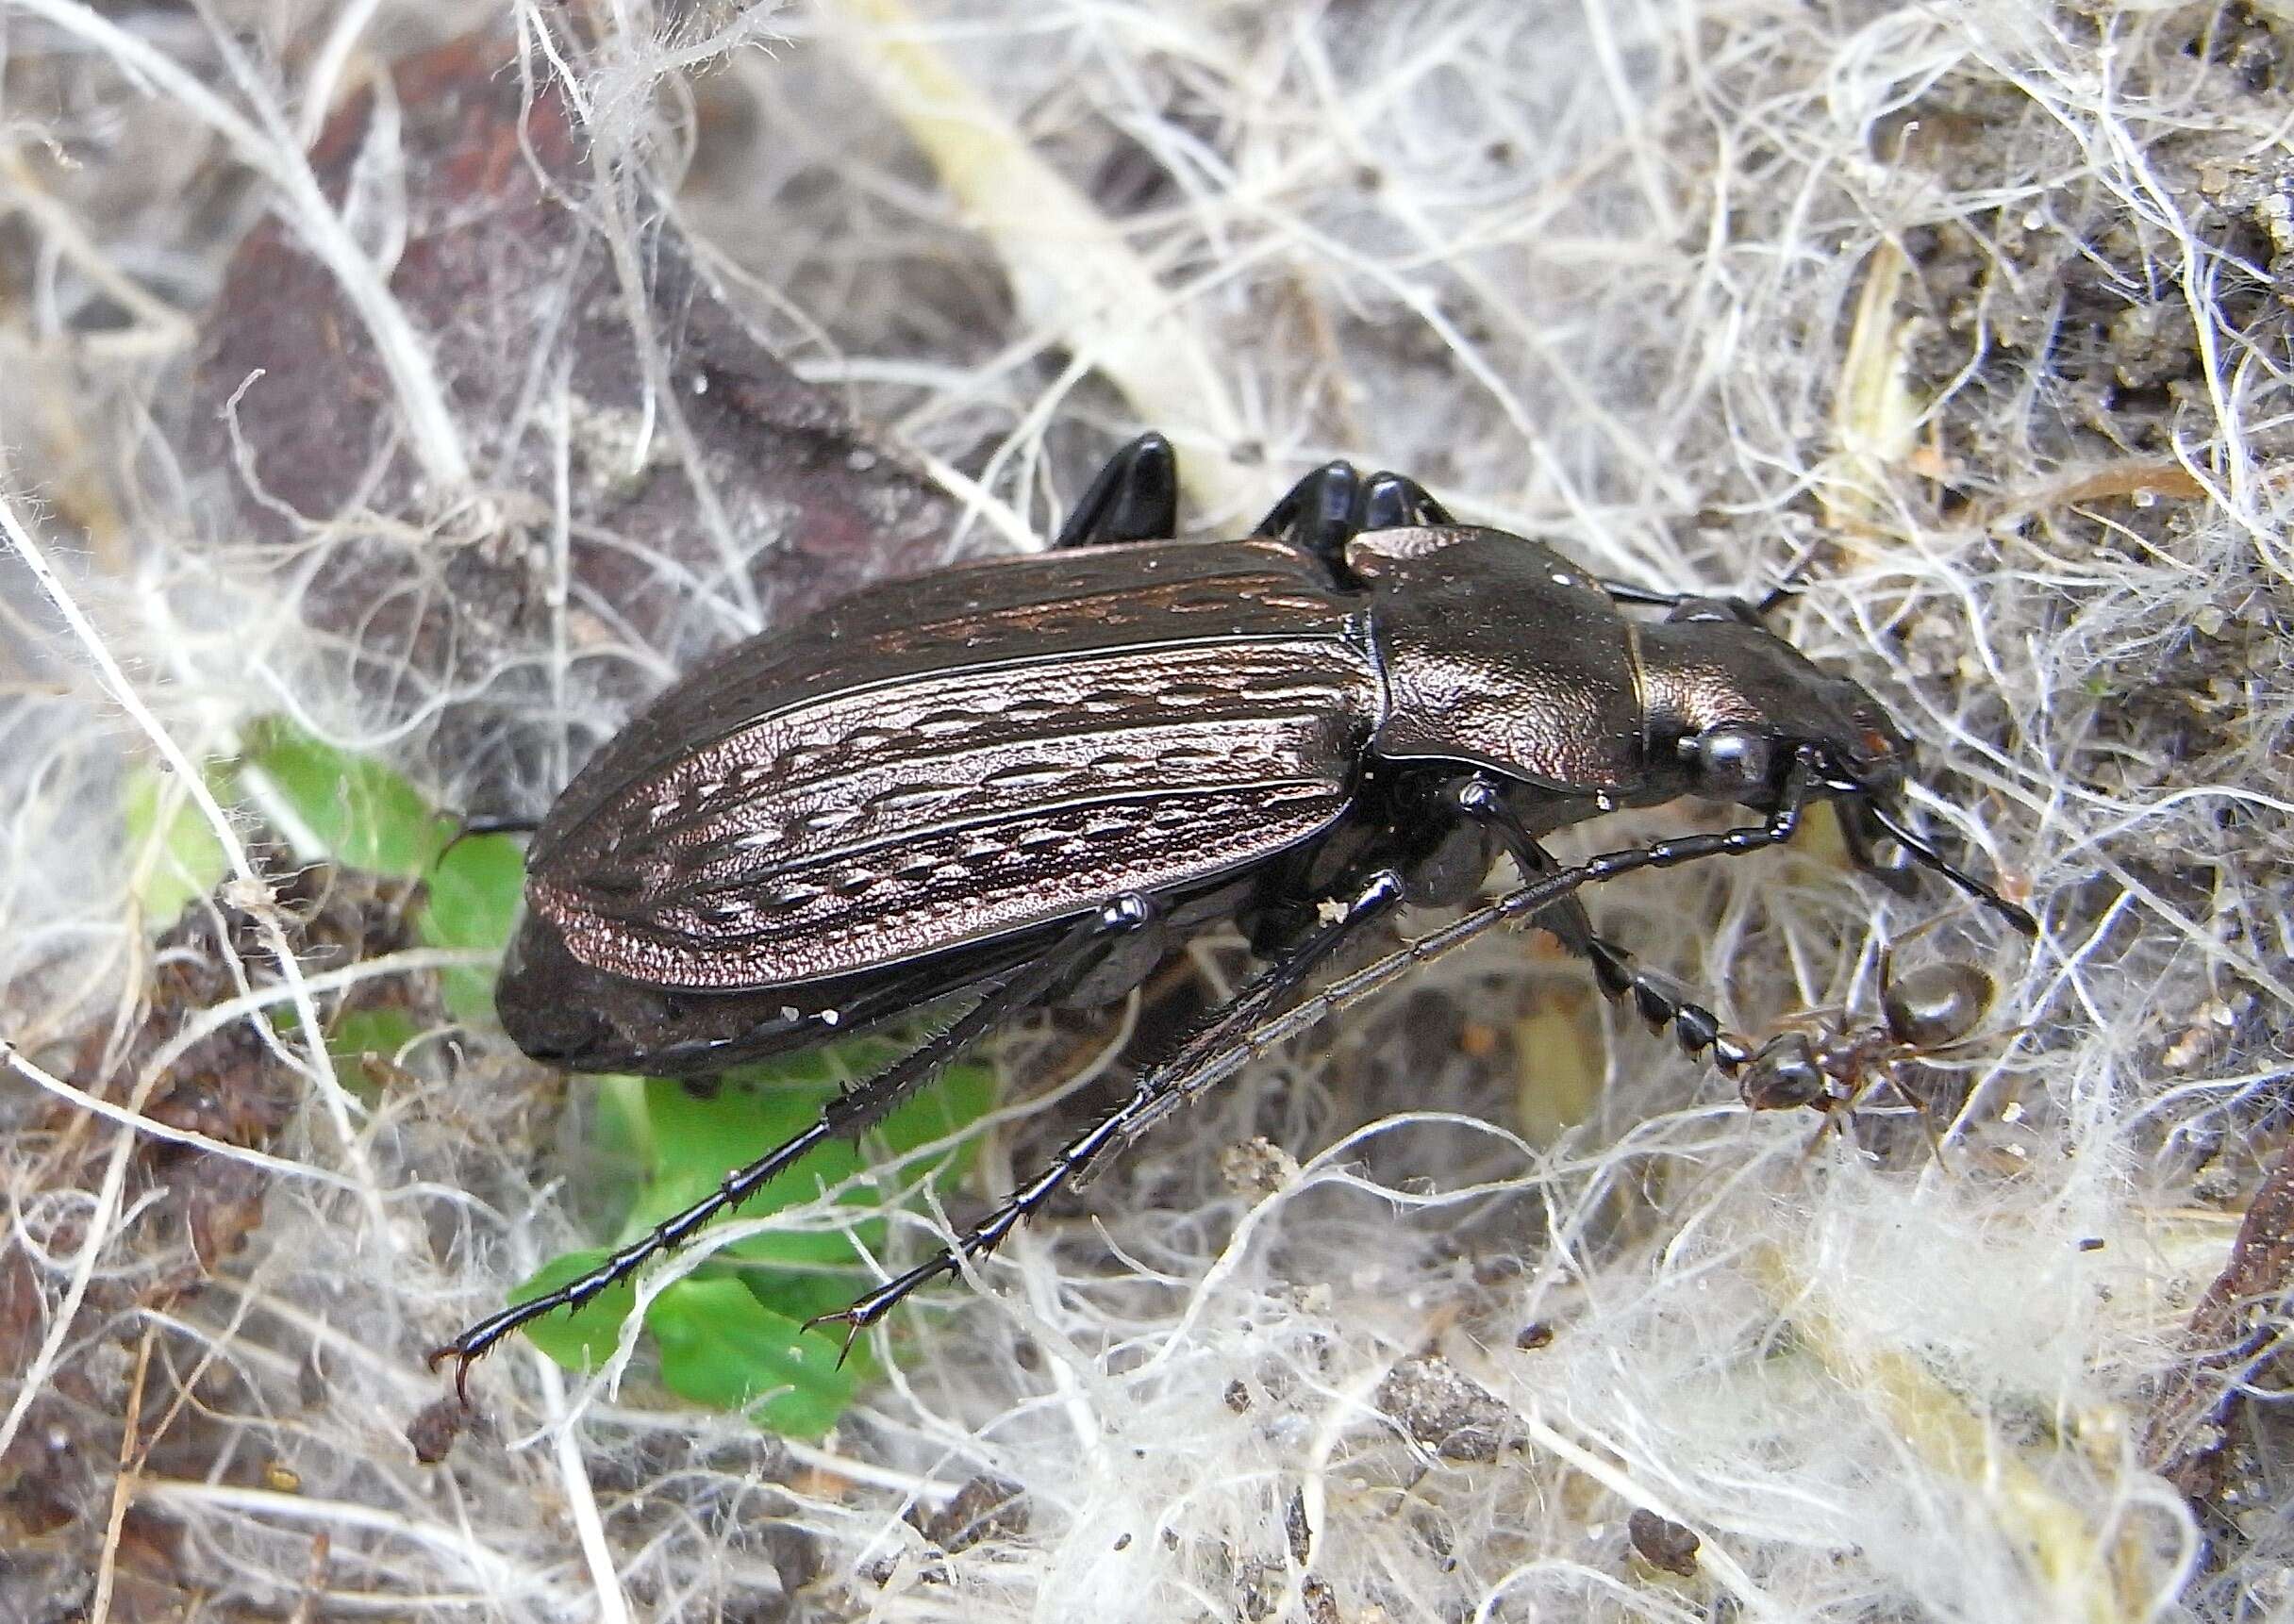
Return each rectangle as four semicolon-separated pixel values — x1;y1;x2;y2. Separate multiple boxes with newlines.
0;2;2285;1620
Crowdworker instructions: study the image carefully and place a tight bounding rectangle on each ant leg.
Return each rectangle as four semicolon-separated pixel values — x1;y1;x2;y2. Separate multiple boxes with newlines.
429;896;1161;1399
806;870;1408;1354
1052;433;1181;548
1450;776;1754;1075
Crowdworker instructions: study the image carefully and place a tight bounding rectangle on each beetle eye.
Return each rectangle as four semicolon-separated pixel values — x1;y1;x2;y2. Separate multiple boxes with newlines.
1687;724;1773;794
1860;725;1896;759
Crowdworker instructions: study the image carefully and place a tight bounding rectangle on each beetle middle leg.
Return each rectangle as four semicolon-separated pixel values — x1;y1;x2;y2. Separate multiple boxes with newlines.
806;868;1410;1352
1052;432;1180;548
429;895;1162;1397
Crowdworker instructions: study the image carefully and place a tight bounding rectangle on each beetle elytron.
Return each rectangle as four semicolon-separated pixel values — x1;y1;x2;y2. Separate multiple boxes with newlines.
434;434;2032;1387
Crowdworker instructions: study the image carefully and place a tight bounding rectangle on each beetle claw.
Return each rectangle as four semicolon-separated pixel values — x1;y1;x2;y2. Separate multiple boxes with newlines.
424;1343;478;1407
803;1308;869;1370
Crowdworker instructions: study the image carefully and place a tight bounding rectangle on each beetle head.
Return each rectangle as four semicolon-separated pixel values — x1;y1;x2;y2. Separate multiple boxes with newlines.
1641;606;1909;807
1639;605;2034;934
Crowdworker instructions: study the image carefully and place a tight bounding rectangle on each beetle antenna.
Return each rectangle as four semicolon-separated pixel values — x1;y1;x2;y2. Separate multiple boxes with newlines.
1861;800;2036;936
437;810;540;864
1752;539;1821;615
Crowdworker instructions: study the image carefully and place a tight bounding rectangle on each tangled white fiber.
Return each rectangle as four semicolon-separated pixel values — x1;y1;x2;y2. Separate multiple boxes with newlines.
2;1;2289;1620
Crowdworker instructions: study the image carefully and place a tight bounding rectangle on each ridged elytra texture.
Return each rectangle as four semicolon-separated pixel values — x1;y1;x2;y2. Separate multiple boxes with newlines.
527;537;1379;987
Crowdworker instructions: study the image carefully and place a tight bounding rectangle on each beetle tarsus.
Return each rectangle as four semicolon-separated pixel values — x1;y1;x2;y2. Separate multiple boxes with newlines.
1452;774;1759;1074
432;901;1162;1387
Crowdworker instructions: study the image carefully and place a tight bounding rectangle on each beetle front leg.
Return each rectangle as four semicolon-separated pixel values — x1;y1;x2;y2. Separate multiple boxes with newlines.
429;896;1162;1399
1052;432;1180;548
806;870;1409;1356
1451;777;1754;1075
1256;462;1455;573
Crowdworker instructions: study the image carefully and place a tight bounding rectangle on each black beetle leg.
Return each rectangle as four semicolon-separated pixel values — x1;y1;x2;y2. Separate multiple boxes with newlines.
1051;433;1181;549
1127;867;1407;1112
427;896;1162;1400
1450;777;1754;1075
805;870;1409;1360
807;771;1834;1356
1075;759;1828;1145
810;766;1828;1359
1255;460;1364;572
1356;471;1455;531
1837;797;1924;899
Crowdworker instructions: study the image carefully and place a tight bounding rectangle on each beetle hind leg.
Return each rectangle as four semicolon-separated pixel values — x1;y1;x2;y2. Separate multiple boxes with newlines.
428;898;1162;1398
806;870;1411;1356
1053;433;1181;548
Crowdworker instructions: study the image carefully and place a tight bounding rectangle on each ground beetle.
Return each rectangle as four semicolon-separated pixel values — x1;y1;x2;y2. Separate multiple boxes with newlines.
433;434;2034;1387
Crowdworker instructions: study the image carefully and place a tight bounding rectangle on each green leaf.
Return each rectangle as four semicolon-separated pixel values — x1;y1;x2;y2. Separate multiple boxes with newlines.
623;1056;998;1272
326;1007;421;1090
422;831;524;1021
646;1277;864;1439
237;718;525;1019
879;1058;996;1168
630;1074;871;1252
241;717;448;874
122;763;233;923
505;1252;873;1439
506;1048;998;1433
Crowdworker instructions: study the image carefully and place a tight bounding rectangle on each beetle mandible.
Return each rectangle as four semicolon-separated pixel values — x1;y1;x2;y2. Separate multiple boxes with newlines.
433;433;2034;1387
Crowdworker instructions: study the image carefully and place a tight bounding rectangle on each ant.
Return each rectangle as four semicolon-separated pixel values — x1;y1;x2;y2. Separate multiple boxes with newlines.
1735;926;2012;1139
